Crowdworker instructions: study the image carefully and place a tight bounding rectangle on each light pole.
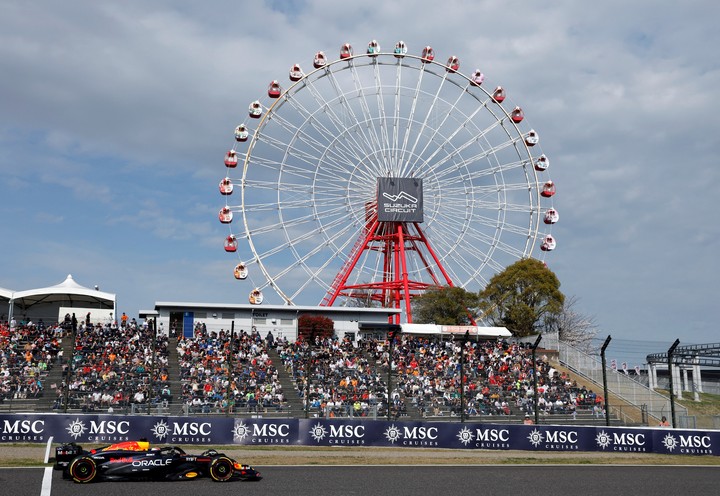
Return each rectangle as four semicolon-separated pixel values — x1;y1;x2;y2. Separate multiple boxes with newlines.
386;325;401;421
458;330;469;422
303;325;316;419
226;321;235;416
531;335;542;425
600;335;612;426
668;339;680;428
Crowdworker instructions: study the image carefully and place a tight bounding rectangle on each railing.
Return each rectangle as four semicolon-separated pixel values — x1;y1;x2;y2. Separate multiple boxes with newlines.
541;332;688;424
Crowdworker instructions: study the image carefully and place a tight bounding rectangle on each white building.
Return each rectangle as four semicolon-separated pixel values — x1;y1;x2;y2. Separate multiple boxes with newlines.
148;301;402;342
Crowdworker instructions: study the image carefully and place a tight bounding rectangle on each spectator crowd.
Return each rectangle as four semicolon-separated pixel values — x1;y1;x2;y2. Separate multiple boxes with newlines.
2;317;603;421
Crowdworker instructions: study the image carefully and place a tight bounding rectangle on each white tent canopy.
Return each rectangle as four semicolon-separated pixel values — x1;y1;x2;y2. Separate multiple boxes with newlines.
0;286;12;322
9;274;116;324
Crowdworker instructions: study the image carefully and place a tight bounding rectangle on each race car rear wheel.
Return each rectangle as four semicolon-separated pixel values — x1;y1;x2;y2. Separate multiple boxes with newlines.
209;456;234;482
69;456;97;483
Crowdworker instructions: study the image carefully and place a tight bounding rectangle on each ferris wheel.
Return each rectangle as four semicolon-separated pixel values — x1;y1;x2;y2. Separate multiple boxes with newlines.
219;40;557;321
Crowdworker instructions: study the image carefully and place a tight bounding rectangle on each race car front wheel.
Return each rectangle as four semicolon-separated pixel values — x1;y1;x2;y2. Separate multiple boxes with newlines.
69;456;98;483
209;456;234;482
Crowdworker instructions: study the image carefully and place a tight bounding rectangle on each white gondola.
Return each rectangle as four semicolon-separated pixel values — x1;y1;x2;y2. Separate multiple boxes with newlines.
543;208;559;224
367;40;380;56
394;41;407;58
525;129;539;147
471;70;484;86
249;288;263;304
218;207;233;224
234;263;249;280
289;64;304;81
313;51;327;68
535;154;549;171
219;177;233;195
541;234;556;251
249;101;262;118
234;125;249;142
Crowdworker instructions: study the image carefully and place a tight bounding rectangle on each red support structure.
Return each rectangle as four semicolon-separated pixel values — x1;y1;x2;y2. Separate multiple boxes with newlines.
320;211;456;323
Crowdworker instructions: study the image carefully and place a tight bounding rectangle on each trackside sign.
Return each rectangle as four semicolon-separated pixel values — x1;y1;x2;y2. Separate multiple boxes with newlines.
0;414;718;456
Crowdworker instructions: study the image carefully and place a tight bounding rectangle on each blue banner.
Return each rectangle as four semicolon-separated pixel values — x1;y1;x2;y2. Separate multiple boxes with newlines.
1;413;717;456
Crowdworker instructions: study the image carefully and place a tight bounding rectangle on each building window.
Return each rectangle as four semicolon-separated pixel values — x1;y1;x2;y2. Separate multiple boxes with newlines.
222;312;235;320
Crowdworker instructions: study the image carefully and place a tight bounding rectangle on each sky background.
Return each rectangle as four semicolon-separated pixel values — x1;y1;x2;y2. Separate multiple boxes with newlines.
1;0;718;366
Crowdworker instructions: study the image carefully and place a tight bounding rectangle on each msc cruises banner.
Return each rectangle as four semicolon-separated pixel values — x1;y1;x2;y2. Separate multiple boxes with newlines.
0;414;717;456
377;177;424;223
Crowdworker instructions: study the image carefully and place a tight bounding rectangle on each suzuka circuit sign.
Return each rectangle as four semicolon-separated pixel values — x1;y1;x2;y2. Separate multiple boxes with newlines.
1;413;718;457
377;177;424;223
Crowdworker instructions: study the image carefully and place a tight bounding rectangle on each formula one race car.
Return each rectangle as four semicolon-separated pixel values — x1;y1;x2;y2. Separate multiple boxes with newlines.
55;440;261;483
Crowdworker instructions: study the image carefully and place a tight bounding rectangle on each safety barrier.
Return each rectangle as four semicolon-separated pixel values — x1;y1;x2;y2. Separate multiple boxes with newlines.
0;413;717;456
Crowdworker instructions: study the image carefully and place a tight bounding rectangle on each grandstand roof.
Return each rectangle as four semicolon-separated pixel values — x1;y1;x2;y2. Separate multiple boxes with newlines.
154;301;401;315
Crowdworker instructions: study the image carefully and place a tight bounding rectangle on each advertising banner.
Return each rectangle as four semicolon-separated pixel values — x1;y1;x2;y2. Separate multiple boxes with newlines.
1;413;717;457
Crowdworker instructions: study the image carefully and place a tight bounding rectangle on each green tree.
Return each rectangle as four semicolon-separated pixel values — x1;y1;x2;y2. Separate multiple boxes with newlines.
478;258;564;337
412;286;479;325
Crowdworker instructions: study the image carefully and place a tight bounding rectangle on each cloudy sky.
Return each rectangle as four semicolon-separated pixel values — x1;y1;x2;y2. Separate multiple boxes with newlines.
1;1;717;365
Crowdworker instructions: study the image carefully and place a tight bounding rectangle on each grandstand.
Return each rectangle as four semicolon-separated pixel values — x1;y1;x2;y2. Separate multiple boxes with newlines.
1;319;625;427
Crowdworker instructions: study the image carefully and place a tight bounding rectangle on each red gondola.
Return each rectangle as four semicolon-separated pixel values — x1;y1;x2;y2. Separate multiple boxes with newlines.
421;46;435;62
340;43;353;59
219;177;233;196
541;180;556;198
535;155;549;171
224;151;238;168
313;51;326;68
511;106;524;123
218;207;233;224
224;235;238;252
367;40;380;56
268;80;282;98
289;63;304;81
249;101;262;118
394;41;407;58
446;56;459;73
492;86;506;103
234;124;249;142
525;129;539;147
543;208;559;225
471;70;484;86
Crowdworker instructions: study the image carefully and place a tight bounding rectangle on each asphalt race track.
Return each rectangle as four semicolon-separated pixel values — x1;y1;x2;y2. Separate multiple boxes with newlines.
3;465;720;496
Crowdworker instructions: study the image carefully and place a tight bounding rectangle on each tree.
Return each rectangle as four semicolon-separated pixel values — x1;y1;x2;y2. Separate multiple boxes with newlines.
297;314;334;340
411;286;479;325
544;295;599;352
478;258;564;337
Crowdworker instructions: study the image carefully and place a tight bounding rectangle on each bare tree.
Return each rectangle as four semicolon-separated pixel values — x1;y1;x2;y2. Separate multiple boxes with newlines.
544;295;598;352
